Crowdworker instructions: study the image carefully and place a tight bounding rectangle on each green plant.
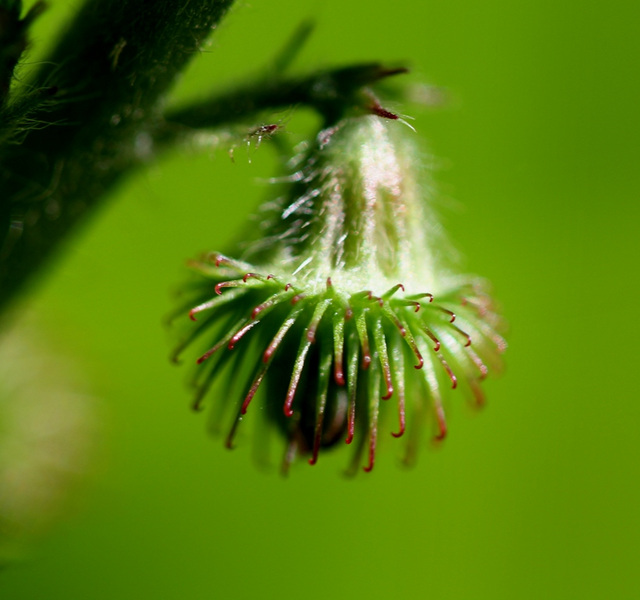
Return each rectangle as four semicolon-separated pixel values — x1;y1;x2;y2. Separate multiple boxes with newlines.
174;102;505;473
1;0;505;474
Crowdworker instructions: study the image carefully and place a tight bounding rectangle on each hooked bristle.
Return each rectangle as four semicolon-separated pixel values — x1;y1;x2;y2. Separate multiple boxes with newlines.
176;251;503;472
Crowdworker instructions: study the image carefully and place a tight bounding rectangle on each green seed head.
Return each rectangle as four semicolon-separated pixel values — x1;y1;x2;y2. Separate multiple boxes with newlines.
241;115;449;293
174;112;505;474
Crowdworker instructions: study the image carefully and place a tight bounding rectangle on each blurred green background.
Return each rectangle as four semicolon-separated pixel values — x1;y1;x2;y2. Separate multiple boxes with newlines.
2;0;639;598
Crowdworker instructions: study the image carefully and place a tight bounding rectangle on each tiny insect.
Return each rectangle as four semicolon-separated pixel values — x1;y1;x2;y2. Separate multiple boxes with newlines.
247;123;282;148
229;111;293;163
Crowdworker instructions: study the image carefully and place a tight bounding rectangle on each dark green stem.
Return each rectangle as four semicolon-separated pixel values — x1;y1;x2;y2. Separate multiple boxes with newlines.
0;0;234;313
161;64;407;136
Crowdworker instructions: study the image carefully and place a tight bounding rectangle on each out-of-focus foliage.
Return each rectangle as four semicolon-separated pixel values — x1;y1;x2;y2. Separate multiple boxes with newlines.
0;0;638;598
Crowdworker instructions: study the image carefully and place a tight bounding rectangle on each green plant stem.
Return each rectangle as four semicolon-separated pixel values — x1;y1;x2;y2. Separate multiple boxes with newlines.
161;64;405;136
0;0;234;313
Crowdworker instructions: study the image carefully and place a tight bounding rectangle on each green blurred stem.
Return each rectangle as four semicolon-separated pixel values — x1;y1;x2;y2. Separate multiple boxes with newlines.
0;0;234;313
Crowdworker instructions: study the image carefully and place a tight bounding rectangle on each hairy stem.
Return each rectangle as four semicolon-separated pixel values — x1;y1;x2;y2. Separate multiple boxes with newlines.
0;0;234;313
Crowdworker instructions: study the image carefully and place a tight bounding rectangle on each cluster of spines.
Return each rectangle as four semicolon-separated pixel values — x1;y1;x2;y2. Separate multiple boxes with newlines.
175;253;505;473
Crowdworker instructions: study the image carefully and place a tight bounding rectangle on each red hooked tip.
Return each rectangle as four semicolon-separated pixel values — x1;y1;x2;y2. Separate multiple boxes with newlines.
371;103;399;120
334;366;346;386
410;293;433;304
391;354;405;438
326;277;332;288
443;361;457;388
382;386;393;400
309;433;321;465
363;436;377;472
436;354;457;388
411;301;420;312
252;297;277;319
435;406;447;441
362;353;371;370
344;307;353;320
284;283;292;291
263;320;294;363
451;324;472;347
284;385;296;417
214;281;238;295
266;274;275;280
242;369;266;415
383;283;405;300
242;272;257;282
214;254;226;267
291;293;305;305
196;338;225;364
441;308;456;323
188;309;198;321
434;428;447;442
365;292;383;306
404;333;424;369
425;328;440;352
391;418;405;438
228;321;259;350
